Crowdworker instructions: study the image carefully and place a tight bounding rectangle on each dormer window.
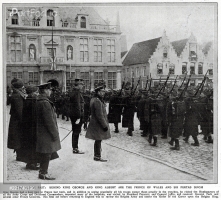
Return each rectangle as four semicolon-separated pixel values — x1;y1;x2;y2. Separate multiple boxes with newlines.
163;47;167;58
47;9;55;26
62;20;69;27
209;63;213;75
169;64;175;74
157;63;163;74
12;13;18;25
80;17;86;28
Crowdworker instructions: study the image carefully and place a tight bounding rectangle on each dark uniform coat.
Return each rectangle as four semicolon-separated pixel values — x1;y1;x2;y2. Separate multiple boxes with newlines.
86;96;111;141
108;95;123;124
137;97;146;130
36;94;61;154
167;100;186;139
8;90;25;150
68;88;84;119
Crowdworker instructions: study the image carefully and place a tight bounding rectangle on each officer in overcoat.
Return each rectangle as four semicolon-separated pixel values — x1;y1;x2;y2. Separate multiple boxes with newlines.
68;78;85;154
36;82;61;180
8;78;27;161
85;85;111;162
21;85;40;169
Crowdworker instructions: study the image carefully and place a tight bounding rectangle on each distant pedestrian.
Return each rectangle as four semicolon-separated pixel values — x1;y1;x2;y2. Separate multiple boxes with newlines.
8;78;27;161
85;85;111;162
36;83;61;180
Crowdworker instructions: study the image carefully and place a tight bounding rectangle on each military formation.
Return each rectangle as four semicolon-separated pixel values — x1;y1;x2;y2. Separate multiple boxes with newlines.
7;71;213;180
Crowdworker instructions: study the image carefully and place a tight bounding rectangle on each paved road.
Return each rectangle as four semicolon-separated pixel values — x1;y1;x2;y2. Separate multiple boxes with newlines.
5;106;214;183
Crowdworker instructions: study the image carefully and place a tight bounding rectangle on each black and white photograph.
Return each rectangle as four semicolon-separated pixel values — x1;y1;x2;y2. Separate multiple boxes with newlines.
1;0;219;195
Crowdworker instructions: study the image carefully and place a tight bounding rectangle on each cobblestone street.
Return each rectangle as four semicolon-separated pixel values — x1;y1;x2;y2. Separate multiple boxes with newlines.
5;106;214;183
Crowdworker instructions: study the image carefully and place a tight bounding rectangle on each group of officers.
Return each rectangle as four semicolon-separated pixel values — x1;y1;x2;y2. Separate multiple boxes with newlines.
7;74;213;180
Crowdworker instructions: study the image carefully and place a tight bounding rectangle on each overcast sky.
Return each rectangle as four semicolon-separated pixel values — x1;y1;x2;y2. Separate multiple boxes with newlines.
94;3;216;49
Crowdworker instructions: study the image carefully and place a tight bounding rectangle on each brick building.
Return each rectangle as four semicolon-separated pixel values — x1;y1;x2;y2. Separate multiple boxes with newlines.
6;6;122;91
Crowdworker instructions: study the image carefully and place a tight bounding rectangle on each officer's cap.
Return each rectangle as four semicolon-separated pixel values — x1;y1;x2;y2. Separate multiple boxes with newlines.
37;82;52;90
11;78;24;89
26;85;38;94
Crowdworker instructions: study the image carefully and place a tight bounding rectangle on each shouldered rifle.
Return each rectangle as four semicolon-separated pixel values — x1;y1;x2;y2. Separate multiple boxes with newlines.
194;69;209;96
144;76;149;90
131;76;141;97
169;75;178;93
179;72;187;89
156;72;170;97
119;78;126;96
178;74;192;99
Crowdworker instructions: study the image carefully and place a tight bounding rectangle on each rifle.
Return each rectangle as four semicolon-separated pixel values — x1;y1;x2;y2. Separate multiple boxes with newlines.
179;72;187;89
194;69;209;96
156;72;170;97
144;76;149;90
169;75;178;93
119;78;126;96
178;74;192;99
131;76;141;97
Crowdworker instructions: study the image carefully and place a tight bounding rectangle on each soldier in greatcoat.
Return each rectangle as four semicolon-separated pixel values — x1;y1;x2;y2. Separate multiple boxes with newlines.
21;85;40;169
85;85;111;162
8;78;27;161
68;79;85;154
36;83;61;180
183;89;200;146
108;90;123;133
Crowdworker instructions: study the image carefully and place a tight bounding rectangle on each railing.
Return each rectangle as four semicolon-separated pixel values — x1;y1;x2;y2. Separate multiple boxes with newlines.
23;20;40;26
40;57;64;63
90;24;118;32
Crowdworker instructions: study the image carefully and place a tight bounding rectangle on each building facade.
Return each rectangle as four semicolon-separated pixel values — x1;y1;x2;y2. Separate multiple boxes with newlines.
122;31;214;87
6;6;122;91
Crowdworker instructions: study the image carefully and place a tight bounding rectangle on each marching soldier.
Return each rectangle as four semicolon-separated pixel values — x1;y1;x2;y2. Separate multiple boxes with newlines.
83;90;92;130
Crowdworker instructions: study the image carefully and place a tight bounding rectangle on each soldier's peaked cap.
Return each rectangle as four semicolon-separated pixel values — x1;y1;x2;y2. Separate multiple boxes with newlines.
37;82;52;89
75;78;84;82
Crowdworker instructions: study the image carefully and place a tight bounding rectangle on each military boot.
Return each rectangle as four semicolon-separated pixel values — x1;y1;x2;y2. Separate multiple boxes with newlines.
148;135;152;143
170;139;180;150
169;138;175;146
191;136;199;146
205;136;213;144
150;136;158;146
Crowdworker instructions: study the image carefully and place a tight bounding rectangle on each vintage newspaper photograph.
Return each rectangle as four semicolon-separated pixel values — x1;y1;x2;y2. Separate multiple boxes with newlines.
0;0;220;199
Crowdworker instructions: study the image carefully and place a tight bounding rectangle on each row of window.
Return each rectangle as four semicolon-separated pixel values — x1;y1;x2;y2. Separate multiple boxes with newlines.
10;36;116;63
10;71;117;90
11;9;87;28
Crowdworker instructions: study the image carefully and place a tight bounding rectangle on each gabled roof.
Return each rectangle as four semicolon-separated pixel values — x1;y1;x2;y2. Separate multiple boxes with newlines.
123;37;161;66
171;38;188;57
202;41;212;55
121;51;128;58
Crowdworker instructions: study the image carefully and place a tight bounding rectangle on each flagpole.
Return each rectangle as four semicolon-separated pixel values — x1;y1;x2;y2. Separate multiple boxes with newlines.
51;12;54;73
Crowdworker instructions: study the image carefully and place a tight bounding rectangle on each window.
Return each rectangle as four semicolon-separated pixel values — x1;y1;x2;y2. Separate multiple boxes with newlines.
136;67;140;77
28;72;39;85
157;63;163;74
94;39;102;62
108;72;117;89
29;44;36;61
143;66;146;77
11;36;21;62
209;63;213;75
80;72;90;89
182;63;187;74
198;63;203;75
47;48;56;57
80;17;86;28
12;72;23;79
163;47;167;58
94;72;103;86
190;63;195;75
80;38;89;62
12;13;18;25
32;17;40;26
66;72;75;91
67;45;73;60
47;9;54;26
62;20;69;27
169;64;175;74
107;39;115;62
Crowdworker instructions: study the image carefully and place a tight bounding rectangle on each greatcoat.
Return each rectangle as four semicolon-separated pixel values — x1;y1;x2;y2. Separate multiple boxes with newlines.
36;94;61;154
86;96;111;141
